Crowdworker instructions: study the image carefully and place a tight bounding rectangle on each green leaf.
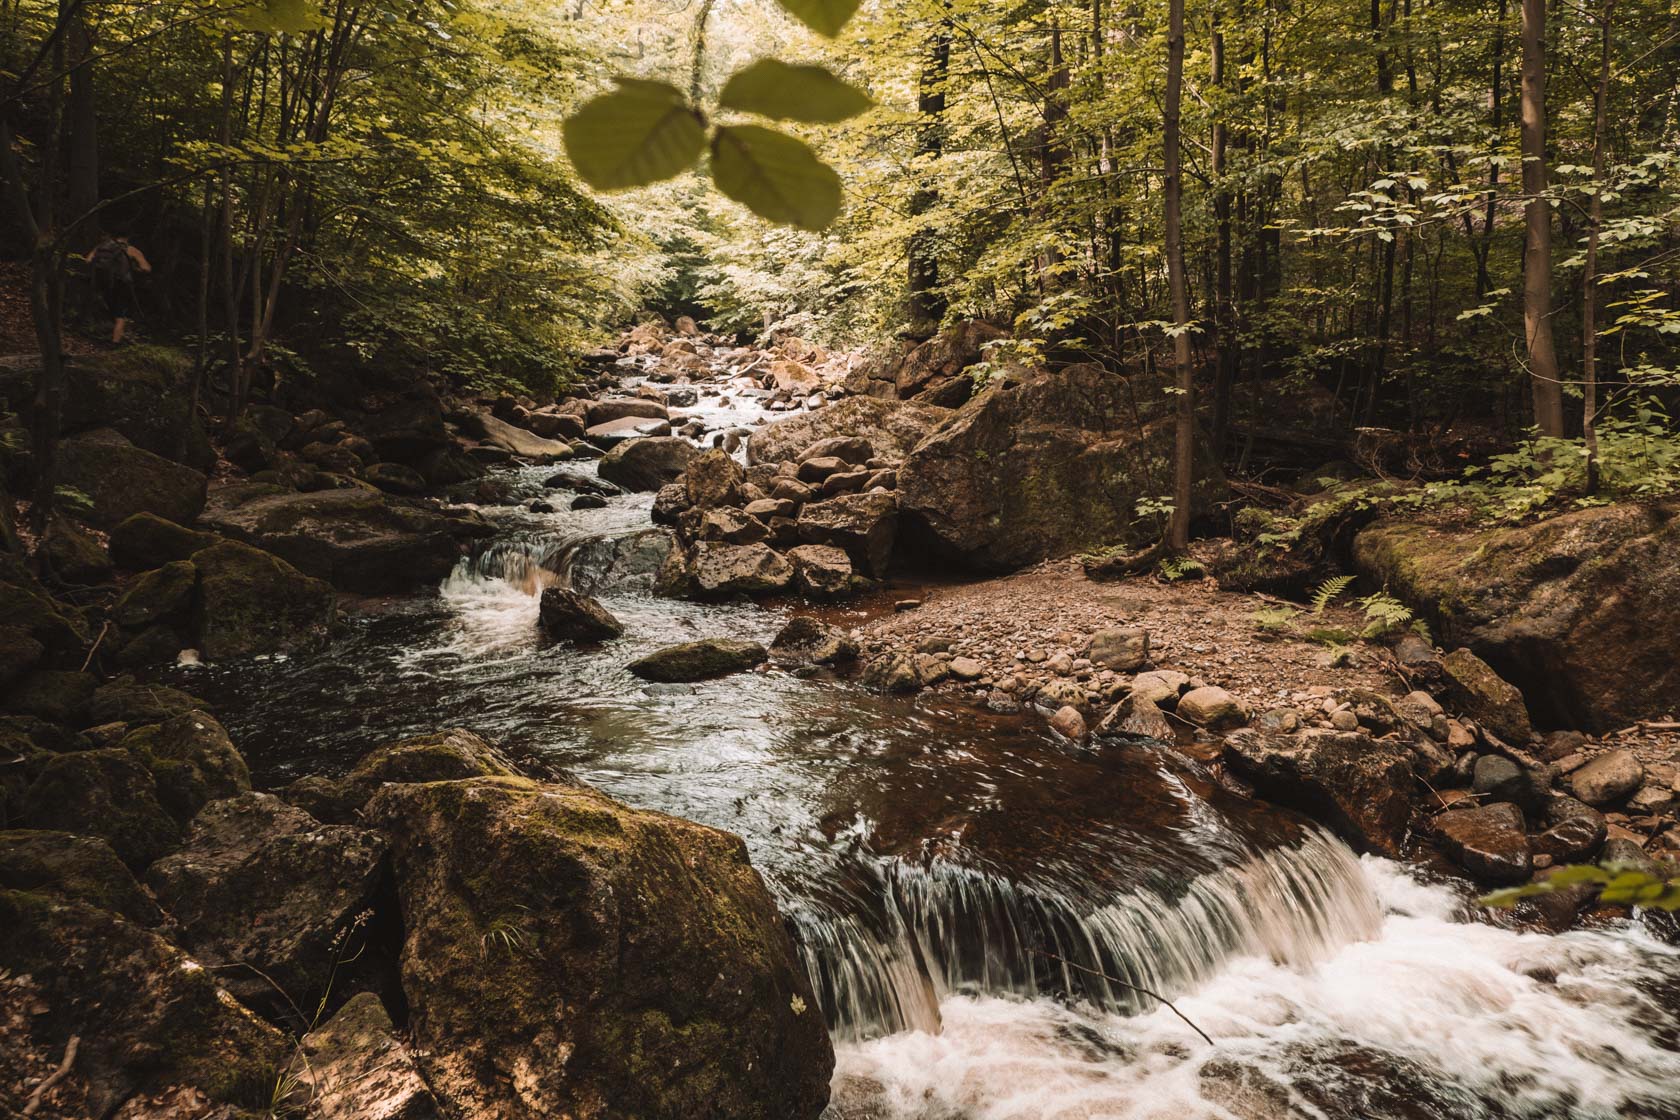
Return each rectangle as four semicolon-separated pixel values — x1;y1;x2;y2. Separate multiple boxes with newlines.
719;60;873;123
562;79;706;191
774;0;862;37
232;0;329;33
709;124;840;231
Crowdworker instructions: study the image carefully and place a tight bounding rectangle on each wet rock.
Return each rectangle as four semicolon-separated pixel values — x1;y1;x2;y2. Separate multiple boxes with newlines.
685;448;745;511
1534;796;1607;862
283;992;439;1119
1433;802;1531;884
0;889;288;1117
57;428;207;528
689;541;793;597
22;748;180;868
0;830;163;925
43;515;113;585
748;396;950;466
1354;503;1680;731
770;617;859;667
585;397;669;427
788;544;856;599
897;365;1225;571
1045;705;1085;740
120;711;251;825
586;415;673;445
571;494;607;511
537;587;624;643
598;436;697;492
1087;627;1149;671
568;529;679;598
464;411;575;462
1568;749;1644;807
199;482;488;593
146;792;387;1013
1223;729;1417;855
861;652;922;693
795;491;897;578
1096;694;1175;740
282;729;522;825
629;638;768;682
364;461;428;496
190;539;336;660
364;777;833;1120
1176;686;1247;729
1441;648;1534;744
1129;669;1189;706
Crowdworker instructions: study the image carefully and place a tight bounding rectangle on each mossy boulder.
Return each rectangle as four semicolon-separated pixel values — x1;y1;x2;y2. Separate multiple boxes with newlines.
628;638;768;682
897;364;1227;572
281;992;438;1119
190;539;336;660
6;669;98;724
0;559;90;662
1354;502;1680;730
112;560;197;629
120;711;252;824
0;829;163;925
42;515;113;585
0;890;287;1116
0;623;45;687
22;748;181;868
56;428;207;528
280;728;521;824
88;675;208;726
147;792;387;1015
365;776;834;1120
109;512;218;570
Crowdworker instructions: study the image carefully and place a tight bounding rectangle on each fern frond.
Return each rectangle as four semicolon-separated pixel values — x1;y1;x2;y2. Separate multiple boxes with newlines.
1310;575;1354;614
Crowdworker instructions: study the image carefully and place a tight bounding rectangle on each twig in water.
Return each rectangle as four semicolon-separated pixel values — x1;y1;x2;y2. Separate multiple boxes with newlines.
1032;949;1215;1046
24;1033;79;1116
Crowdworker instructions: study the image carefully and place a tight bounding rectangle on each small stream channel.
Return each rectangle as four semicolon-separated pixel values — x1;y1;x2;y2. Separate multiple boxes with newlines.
167;382;1680;1119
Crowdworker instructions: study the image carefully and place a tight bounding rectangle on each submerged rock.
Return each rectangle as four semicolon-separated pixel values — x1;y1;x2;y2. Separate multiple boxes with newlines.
629;638;768;682
1222;729;1416;855
537;587;624;643
364;777;833;1119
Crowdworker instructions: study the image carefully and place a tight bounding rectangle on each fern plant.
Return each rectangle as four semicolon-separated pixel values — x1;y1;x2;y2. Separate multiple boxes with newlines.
1357;591;1428;641
1310;575;1354;614
1250;604;1300;632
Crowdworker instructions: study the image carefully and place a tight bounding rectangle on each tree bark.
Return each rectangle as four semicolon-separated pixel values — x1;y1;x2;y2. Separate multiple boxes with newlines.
1165;0;1194;550
906;17;951;336
1211;7;1236;456
1581;0;1614;491
1519;0;1564;436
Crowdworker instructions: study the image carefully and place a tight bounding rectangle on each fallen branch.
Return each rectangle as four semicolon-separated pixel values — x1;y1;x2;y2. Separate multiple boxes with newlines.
23;1033;79;1116
1031;949;1214;1045
1084;536;1169;581
79;621;110;672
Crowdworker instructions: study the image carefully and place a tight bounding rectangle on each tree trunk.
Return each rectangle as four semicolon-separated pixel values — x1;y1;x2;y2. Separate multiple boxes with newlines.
1211;6;1236;457
906;19;951;336
1581;0;1614;492
1165;0;1194;551
1519;0;1564;436
65;11;99;247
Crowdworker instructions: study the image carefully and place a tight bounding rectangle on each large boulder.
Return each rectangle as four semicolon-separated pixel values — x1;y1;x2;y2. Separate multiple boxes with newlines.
689;541;794;597
108;512;217;570
354;388;452;465
364;777;833;1119
0;347;212;468
788;543;857;599
684;449;745;510
1222;729;1417;855
199;482;489;593
190;539;336;660
1432;802;1532;884
146;792;387;1012
56;428;207;528
463;410;575;463
892;320;1007;398
282;728;522;825
42;515;112;585
118;710;252;825
0;830;163;925
585;398;669;427
747;396;951;466
567;528;679;597
598;437;696;492
629;638;768;682
898;365;1226;571
795;492;897;578
0;890;289;1116
1353;503;1680;730
538;587;624;643
21;748;180;868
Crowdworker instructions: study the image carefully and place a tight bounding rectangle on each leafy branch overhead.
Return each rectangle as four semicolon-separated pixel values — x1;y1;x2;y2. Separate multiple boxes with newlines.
560;0;871;230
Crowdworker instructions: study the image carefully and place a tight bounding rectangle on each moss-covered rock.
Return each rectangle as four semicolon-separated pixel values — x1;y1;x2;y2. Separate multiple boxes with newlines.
42;515;114;585
280;728;521;824
897;364;1227;572
0;623;45;687
57;428;208;528
88;675;208;726
190;539;335;660
147;792;387;1016
628;638;768;682
0;890;287;1115
0;829;163;925
365;776;833;1119
747;395;951;466
281;992;438;1118
112;560;197;630
1441;648;1535;744
1354;502;1680;730
0;557;90;662
6;669;98;724
121;711;252;824
22;748;180;868
108;512;218;570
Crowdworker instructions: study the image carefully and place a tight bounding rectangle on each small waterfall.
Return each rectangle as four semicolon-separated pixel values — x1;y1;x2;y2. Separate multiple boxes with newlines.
797;828;1381;1041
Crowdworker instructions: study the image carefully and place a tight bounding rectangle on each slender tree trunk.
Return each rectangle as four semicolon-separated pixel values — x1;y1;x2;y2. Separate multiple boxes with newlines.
1165;0;1194;550
65;10;98;247
907;17;951;336
1211;7;1236;456
1581;0;1614;491
1519;0;1564;436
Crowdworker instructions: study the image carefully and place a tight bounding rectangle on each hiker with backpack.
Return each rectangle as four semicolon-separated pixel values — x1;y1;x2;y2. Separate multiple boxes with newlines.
85;234;151;344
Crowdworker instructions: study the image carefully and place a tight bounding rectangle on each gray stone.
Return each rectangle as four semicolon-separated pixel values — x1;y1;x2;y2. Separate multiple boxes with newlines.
1568;749;1644;807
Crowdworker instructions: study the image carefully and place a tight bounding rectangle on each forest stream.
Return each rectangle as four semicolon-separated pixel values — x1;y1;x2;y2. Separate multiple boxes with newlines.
165;379;1680;1120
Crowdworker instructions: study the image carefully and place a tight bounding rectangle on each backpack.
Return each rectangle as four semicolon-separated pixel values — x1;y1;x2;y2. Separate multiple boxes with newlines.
91;240;133;286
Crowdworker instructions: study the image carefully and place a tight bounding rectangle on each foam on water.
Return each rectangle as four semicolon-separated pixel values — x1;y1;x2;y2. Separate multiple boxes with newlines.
831;857;1680;1120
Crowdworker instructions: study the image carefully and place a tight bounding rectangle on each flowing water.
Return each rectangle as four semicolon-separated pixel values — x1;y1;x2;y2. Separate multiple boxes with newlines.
168;382;1680;1119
